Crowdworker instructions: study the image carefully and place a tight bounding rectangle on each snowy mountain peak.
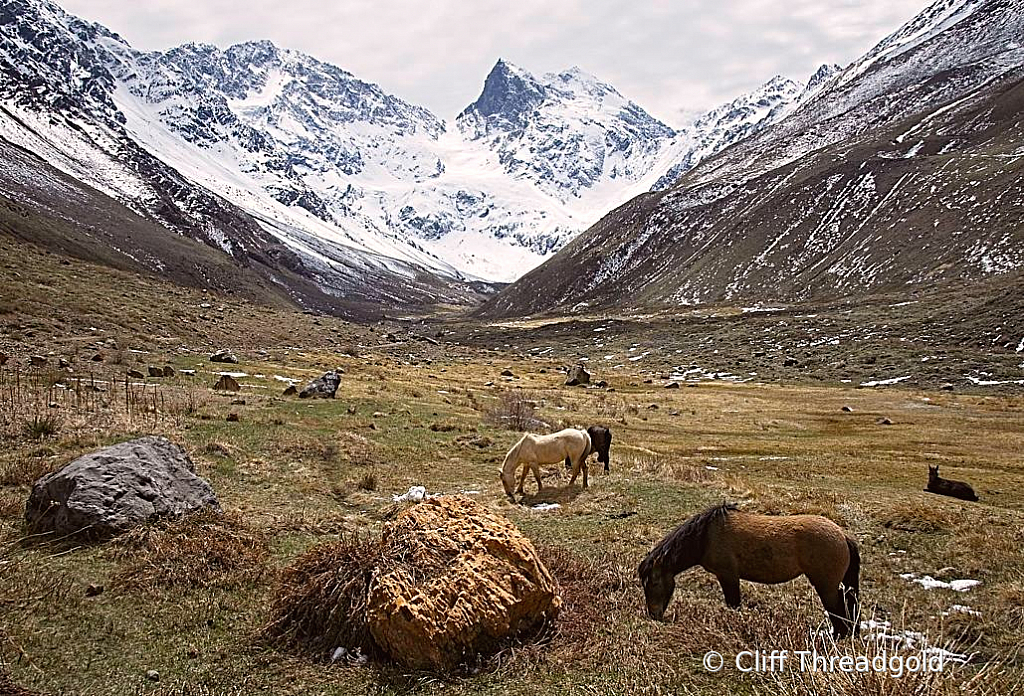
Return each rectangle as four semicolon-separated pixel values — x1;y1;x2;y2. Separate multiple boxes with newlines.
460;58;546;125
806;63;843;91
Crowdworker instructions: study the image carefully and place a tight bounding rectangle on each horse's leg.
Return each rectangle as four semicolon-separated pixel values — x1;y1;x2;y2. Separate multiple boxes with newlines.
717;575;741;608
581;458;589;489
532;462;543;491
813;582;851;638
516;461;529;494
567;456;581;487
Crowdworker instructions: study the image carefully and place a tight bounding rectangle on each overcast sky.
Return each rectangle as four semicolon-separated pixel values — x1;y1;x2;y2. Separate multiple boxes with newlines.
61;0;930;127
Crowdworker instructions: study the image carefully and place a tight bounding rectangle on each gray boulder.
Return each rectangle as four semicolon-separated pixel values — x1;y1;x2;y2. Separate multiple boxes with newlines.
565;363;591;386
299;370;342;399
210;349;239;364
25;436;220;539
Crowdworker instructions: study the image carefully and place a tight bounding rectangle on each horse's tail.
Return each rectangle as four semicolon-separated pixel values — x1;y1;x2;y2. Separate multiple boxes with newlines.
843;536;861;635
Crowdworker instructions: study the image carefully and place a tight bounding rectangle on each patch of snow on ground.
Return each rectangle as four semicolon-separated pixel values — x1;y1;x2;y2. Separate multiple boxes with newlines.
392;485;427;503
900;573;981;592
531;503;561;512
860;620;970;664
861;375;911;386
214;371;249;378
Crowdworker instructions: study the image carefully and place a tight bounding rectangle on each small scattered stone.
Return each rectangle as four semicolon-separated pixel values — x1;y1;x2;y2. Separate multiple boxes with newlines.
842;406;854;412
665;382;680;389
231;399;246;406
347;405;357;415
145;670;160;682
373;411;386;418
163;366;176;378
484;381;494;387
501;369;515;377
29;355;47;367
127;369;145;379
0;352;8;366
91;353;104;362
283;385;297;396
226;413;240;422
59;358;71;369
940;383;954;391
594;380;608;388
784;357;799;367
877;417;893;425
646;404;659;410
85;583;104;597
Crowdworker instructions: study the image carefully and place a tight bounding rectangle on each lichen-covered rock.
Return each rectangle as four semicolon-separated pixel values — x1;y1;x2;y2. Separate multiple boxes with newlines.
366;496;560;670
299;370;341;399
25;436;221;539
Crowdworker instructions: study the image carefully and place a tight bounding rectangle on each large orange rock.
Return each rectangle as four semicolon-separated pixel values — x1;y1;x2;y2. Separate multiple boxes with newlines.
366;496;560;670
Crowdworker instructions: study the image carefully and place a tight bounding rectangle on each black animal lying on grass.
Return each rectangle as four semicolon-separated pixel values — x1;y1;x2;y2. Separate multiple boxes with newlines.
925;465;979;502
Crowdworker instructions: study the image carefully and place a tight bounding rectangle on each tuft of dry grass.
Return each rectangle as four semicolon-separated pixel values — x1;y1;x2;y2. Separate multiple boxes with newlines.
262;535;381;661
880;501;957;533
110;511;267;591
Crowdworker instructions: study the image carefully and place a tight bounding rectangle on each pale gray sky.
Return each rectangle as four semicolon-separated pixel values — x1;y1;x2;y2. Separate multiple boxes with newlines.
61;0;931;127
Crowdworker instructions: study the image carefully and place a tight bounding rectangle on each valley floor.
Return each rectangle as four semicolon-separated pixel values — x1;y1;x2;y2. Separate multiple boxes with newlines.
1;237;1022;695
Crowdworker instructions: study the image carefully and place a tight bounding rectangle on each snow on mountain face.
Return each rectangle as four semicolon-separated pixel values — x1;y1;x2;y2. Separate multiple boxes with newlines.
480;0;1024;318
651;74;806;191
0;0;808;287
458;60;677;199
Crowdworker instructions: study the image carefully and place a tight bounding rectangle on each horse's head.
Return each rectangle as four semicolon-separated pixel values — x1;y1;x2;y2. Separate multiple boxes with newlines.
499;467;515;498
638;554;675;621
928;464;939;482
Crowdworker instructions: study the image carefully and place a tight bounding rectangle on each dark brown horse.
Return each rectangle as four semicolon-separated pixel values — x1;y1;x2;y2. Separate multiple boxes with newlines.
926;465;979;502
638;503;860;638
564;425;612;473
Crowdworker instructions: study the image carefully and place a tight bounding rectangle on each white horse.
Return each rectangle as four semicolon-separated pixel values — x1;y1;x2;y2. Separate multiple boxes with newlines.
500;428;592;497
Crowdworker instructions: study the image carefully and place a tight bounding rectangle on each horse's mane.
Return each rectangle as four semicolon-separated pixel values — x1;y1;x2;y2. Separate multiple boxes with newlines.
640;502;738;576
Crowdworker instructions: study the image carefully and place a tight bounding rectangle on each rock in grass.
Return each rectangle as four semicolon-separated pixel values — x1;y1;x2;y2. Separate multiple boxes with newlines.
367;496;560;671
25;436;221;540
148;366;164;378
214;375;240;392
210;349;239;364
29;355;47;367
163;366;176;378
283;385;297;396
127;369;145;379
299;370;341;399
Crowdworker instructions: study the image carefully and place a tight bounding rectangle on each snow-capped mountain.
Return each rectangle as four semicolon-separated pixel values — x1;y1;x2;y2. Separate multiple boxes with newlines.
481;0;1024;318
0;0;815;298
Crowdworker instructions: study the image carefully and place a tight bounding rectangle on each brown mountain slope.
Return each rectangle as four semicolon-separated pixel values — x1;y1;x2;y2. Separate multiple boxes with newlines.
479;69;1024;319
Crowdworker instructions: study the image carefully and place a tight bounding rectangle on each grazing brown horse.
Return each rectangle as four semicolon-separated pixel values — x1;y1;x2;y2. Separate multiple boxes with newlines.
926;465;979;502
638;503;860;638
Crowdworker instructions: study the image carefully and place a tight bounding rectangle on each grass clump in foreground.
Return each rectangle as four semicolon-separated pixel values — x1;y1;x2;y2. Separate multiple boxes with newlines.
262;534;382;662
111;510;269;591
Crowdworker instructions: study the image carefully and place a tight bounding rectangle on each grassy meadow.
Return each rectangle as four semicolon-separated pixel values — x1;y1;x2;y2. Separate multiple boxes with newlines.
1;241;1022;695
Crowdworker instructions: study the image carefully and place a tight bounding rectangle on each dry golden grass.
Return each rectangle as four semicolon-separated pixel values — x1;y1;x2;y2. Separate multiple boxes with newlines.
262;535;381;661
111;511;268;591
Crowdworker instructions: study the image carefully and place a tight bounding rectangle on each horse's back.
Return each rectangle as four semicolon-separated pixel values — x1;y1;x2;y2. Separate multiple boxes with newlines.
711;512;850;585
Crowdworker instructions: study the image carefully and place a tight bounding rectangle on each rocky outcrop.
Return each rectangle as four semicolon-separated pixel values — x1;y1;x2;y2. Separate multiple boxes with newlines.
25;436;220;539
366;496;560;670
299;370;341;399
